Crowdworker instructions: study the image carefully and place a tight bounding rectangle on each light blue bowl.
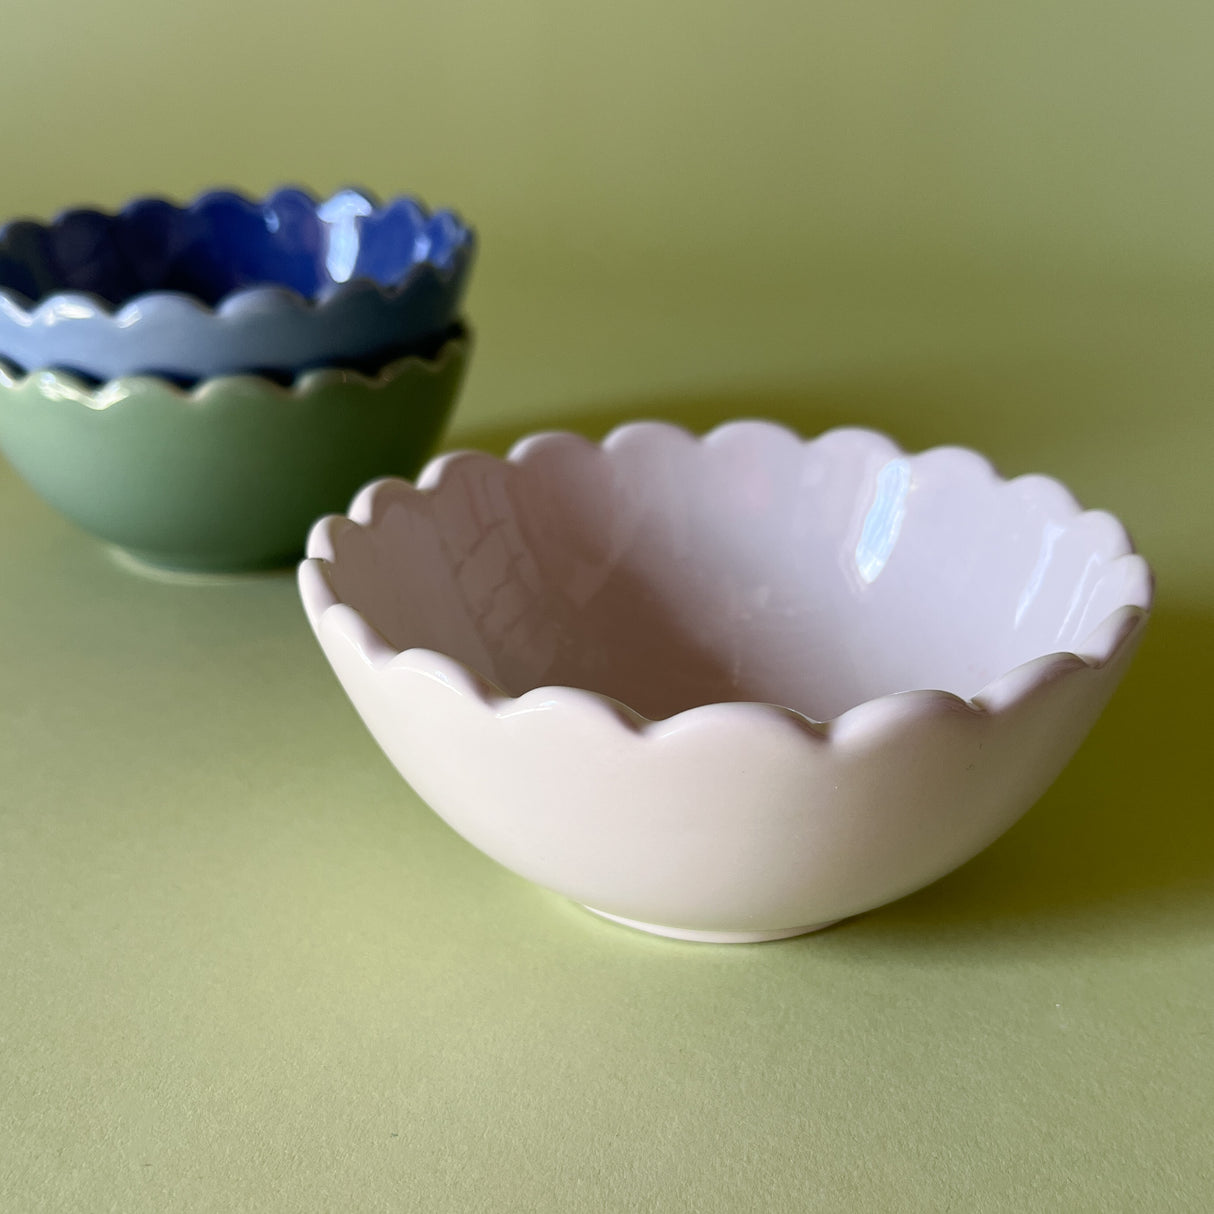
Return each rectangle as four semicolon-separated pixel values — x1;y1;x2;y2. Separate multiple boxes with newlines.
0;187;475;381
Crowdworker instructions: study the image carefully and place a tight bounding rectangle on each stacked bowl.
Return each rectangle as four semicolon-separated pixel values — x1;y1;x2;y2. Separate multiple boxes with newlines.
0;187;475;571
0;186;1154;944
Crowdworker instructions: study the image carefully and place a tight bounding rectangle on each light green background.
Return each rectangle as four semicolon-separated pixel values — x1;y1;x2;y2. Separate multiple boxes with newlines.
2;3;1212;1210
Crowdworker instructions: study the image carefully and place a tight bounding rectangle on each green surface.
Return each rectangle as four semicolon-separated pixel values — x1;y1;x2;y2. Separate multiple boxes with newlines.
3;2;1213;1210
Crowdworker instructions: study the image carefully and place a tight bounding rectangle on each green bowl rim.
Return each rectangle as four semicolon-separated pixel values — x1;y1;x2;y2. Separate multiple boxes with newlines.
0;327;469;408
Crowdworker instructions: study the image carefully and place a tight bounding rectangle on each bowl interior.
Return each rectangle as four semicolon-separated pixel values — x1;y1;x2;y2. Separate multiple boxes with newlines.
324;426;1145;722
0;189;469;309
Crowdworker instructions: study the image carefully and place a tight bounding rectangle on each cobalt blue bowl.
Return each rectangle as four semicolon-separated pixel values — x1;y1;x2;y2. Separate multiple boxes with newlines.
0;187;475;381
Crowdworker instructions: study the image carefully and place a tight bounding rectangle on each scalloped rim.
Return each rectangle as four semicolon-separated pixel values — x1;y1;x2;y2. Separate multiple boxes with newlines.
0;185;476;322
0;327;469;406
299;422;1154;740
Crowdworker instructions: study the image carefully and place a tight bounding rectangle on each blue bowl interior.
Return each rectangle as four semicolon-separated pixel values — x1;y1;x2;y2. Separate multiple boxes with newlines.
0;188;470;310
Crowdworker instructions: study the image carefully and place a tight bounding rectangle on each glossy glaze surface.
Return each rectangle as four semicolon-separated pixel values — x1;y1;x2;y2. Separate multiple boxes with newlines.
299;422;1153;940
0;330;469;571
0;189;475;379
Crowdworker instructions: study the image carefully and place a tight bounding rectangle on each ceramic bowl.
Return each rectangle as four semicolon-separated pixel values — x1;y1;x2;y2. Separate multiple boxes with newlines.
0;328;469;572
0;187;474;381
298;421;1153;943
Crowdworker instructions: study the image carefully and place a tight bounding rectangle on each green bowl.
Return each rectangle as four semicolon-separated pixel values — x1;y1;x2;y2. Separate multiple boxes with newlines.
0;330;469;572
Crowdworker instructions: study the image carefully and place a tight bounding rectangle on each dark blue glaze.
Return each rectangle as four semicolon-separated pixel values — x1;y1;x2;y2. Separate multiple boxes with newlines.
0;188;476;379
0;187;472;309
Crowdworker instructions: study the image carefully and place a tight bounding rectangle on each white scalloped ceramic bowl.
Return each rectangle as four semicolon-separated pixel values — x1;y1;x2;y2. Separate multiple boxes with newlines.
299;422;1153;943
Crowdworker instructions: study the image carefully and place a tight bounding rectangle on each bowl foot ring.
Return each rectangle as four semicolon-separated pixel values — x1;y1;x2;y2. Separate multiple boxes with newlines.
582;906;840;943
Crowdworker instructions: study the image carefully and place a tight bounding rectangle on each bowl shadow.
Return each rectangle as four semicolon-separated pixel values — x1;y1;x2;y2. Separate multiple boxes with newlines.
844;599;1213;955
453;387;1211;955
